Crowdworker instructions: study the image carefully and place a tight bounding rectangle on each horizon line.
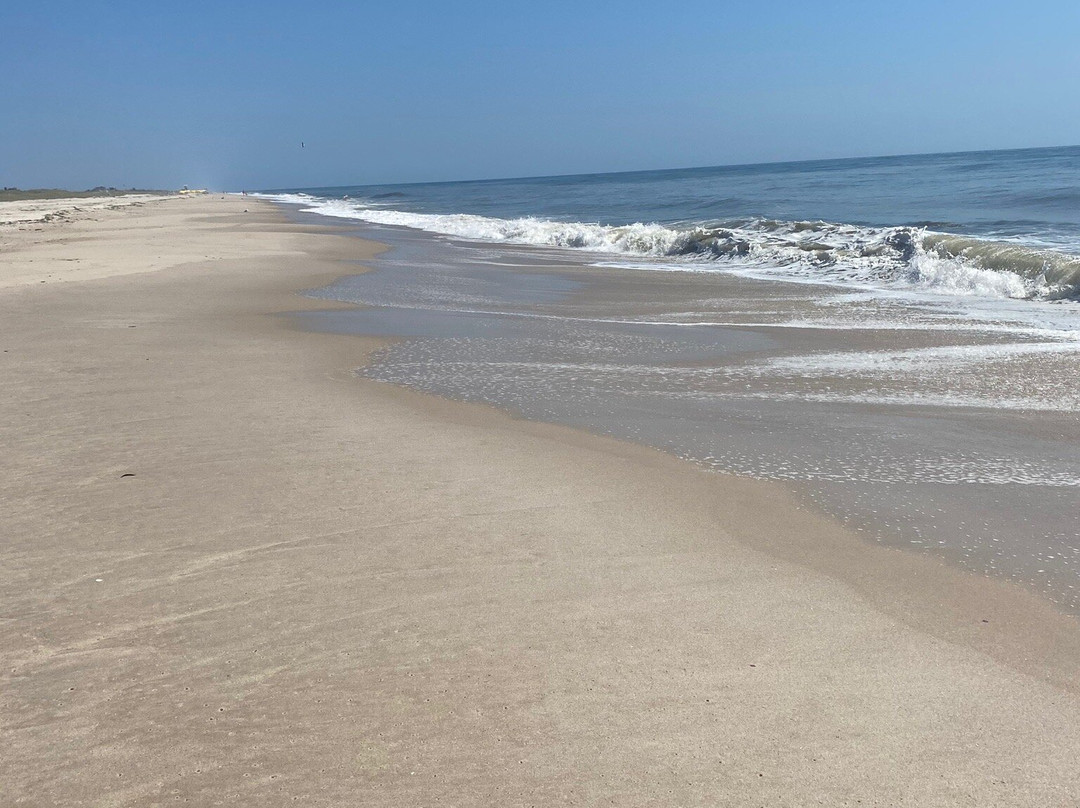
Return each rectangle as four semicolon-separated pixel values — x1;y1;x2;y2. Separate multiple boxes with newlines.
261;142;1080;194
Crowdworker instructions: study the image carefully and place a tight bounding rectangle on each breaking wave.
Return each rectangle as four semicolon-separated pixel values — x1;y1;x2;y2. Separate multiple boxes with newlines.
258;193;1080;301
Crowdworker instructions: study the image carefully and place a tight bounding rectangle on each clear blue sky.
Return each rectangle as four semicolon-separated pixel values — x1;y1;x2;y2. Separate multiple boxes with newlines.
3;1;1078;190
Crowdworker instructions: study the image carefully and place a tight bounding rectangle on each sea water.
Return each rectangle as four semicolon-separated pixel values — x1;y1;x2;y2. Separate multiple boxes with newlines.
267;145;1080;302
259;145;1080;611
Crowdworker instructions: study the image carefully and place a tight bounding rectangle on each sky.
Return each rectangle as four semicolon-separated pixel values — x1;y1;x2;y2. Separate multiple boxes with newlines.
3;1;1079;190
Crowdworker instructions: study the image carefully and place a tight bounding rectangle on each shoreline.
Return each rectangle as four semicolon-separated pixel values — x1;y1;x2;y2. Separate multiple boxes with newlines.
4;195;1080;804
283;209;1080;692
288;204;1080;620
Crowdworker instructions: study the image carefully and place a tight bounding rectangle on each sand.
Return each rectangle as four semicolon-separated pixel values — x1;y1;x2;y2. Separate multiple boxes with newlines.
0;194;171;227
3;195;1080;806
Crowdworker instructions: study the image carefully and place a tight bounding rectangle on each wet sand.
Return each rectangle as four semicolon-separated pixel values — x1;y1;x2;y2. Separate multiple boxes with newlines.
300;224;1080;613
4;195;1080;806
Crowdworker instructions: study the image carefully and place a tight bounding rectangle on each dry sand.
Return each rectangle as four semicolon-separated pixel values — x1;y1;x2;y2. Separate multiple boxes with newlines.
3;195;1080;806
0;194;170;228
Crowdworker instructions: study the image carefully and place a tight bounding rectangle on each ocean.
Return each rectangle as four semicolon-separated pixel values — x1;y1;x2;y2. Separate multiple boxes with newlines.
258;145;1080;611
268;145;1080;303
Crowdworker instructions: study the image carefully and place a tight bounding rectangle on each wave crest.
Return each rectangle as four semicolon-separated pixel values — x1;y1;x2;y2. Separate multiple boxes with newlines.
255;193;1080;301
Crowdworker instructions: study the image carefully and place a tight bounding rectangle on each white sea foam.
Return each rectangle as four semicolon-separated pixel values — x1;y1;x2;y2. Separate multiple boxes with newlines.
909;252;1032;298
256;193;1080;303
754;339;1080;377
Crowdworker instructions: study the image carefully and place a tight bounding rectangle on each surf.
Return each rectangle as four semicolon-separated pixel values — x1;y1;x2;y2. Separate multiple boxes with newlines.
257;192;1080;302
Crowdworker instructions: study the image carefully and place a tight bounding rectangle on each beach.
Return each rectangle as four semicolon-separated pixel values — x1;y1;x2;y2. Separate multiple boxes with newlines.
4;194;1080;805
